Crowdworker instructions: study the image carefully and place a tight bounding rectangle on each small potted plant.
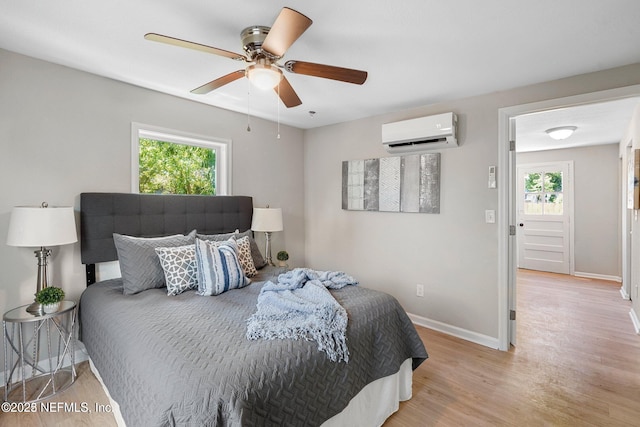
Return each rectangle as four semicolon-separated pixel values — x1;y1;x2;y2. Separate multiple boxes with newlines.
276;250;289;268
36;286;65;314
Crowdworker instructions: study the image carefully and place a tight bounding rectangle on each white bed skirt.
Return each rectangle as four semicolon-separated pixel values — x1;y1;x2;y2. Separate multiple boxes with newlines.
89;358;127;427
321;358;413;427
89;357;413;427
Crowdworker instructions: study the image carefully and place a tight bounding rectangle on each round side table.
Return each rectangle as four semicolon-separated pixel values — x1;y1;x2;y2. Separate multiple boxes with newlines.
3;300;77;403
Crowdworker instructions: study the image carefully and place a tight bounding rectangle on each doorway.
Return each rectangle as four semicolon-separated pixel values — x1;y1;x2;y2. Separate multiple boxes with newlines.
497;85;640;351
516;161;573;275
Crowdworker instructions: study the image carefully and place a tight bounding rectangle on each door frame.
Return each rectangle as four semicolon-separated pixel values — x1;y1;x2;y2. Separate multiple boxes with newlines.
516;160;575;275
497;84;640;351
621;143;634;300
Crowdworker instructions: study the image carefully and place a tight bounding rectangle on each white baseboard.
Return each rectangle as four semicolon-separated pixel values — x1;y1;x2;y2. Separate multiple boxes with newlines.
630;309;640;334
0;344;88;386
574;271;622;283
407;312;501;350
620;287;631;300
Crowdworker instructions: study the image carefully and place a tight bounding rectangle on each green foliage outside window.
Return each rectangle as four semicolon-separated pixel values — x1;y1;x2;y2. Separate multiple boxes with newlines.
523;171;563;214
139;138;216;195
524;172;562;193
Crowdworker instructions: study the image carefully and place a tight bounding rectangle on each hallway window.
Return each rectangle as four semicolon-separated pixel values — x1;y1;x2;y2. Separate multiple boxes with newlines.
523;171;563;215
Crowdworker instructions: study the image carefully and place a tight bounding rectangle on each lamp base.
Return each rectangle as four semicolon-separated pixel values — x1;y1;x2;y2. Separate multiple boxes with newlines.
27;246;51;316
26;301;44;316
264;231;275;266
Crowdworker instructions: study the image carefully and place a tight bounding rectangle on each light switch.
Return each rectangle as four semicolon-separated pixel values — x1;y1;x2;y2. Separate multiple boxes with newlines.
485;210;496;223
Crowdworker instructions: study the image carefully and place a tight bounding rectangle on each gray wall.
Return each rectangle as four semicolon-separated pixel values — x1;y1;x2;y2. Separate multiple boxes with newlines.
304;64;640;343
3;46;640;347
0;49;305;317
517;144;621;279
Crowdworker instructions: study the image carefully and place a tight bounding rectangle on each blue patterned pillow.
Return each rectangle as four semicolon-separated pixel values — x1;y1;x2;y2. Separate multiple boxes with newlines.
195;238;250;296
155;244;198;296
197;229;267;269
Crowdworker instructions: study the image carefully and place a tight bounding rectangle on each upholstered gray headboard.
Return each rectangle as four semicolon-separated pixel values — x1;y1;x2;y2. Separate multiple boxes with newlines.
80;193;253;284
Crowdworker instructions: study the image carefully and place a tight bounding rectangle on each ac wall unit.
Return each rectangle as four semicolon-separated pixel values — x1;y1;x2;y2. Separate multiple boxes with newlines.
382;112;458;153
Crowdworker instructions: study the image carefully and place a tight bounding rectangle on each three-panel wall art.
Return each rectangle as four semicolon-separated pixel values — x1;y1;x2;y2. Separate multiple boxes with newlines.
342;153;441;214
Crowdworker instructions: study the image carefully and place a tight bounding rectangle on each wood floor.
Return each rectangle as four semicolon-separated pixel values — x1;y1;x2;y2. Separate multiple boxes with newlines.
2;270;639;426
386;270;640;426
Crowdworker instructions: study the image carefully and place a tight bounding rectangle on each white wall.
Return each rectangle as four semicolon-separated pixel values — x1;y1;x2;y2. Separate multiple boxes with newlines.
517;144;621;279
0;49;305;318
304;63;640;343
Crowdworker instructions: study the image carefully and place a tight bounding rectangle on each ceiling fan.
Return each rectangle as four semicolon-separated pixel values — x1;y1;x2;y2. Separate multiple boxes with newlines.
145;7;368;108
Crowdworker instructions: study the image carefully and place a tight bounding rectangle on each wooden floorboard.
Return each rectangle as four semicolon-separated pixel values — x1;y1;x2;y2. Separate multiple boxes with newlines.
0;360;118;426
2;269;639;426
385;269;640;426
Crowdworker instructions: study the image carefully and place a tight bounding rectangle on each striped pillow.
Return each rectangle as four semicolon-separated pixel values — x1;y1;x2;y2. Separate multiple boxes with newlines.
195;238;250;296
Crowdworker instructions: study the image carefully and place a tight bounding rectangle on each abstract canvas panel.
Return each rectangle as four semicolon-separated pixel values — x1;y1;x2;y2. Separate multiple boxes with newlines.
379;157;402;212
346;159;364;210
342;153;440;214
419;153;440;213
364;159;380;211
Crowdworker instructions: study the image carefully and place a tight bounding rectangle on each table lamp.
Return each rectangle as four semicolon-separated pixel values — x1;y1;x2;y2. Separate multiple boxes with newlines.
251;207;283;266
6;202;77;315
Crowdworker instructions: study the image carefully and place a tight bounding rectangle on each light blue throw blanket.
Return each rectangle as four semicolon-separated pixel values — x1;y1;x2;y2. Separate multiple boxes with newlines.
246;268;359;363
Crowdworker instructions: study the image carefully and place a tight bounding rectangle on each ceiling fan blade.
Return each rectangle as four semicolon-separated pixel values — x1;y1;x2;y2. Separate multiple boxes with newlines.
191;70;246;94
262;8;312;58
275;76;302;108
285;60;368;85
144;33;246;61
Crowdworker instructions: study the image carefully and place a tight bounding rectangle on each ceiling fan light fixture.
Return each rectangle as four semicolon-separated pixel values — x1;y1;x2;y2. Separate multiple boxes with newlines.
145;7;367;108
246;63;282;90
545;126;577;140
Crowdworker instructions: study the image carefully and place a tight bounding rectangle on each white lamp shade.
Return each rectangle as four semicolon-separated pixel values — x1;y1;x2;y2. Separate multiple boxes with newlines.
6;206;77;247
251;208;283;232
246;63;283;90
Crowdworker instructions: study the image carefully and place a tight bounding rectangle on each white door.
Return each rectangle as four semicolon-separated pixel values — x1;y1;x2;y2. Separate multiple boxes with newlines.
517;162;572;274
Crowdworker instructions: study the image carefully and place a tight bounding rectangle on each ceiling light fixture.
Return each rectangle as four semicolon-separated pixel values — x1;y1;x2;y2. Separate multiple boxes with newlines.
246;61;282;90
545;126;577;140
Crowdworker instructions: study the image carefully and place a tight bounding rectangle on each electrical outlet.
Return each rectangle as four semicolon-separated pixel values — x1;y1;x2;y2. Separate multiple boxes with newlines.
416;284;424;297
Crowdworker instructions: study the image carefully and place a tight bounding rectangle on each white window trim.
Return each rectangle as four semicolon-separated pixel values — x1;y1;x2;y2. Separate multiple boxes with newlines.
131;122;232;195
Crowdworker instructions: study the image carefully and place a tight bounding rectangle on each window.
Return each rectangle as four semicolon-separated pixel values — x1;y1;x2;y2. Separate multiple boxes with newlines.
523;170;563;215
131;123;231;195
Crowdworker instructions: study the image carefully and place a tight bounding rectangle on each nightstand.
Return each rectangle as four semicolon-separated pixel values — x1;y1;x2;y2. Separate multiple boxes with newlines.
3;300;77;403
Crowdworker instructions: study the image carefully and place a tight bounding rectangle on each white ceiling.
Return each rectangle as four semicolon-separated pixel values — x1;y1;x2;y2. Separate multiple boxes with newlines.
1;0;640;133
516;97;640;152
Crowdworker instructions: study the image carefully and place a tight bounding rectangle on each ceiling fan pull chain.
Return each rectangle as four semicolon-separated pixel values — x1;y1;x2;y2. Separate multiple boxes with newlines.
246;81;251;132
277;82;281;139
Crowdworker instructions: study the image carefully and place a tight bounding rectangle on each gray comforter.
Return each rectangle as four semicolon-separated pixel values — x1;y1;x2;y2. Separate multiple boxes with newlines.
79;267;428;426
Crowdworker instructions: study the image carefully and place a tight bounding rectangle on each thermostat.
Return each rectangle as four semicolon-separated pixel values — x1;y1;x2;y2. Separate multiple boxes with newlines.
488;166;497;189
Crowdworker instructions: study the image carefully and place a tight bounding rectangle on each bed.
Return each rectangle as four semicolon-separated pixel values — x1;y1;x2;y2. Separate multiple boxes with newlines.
79;192;428;426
